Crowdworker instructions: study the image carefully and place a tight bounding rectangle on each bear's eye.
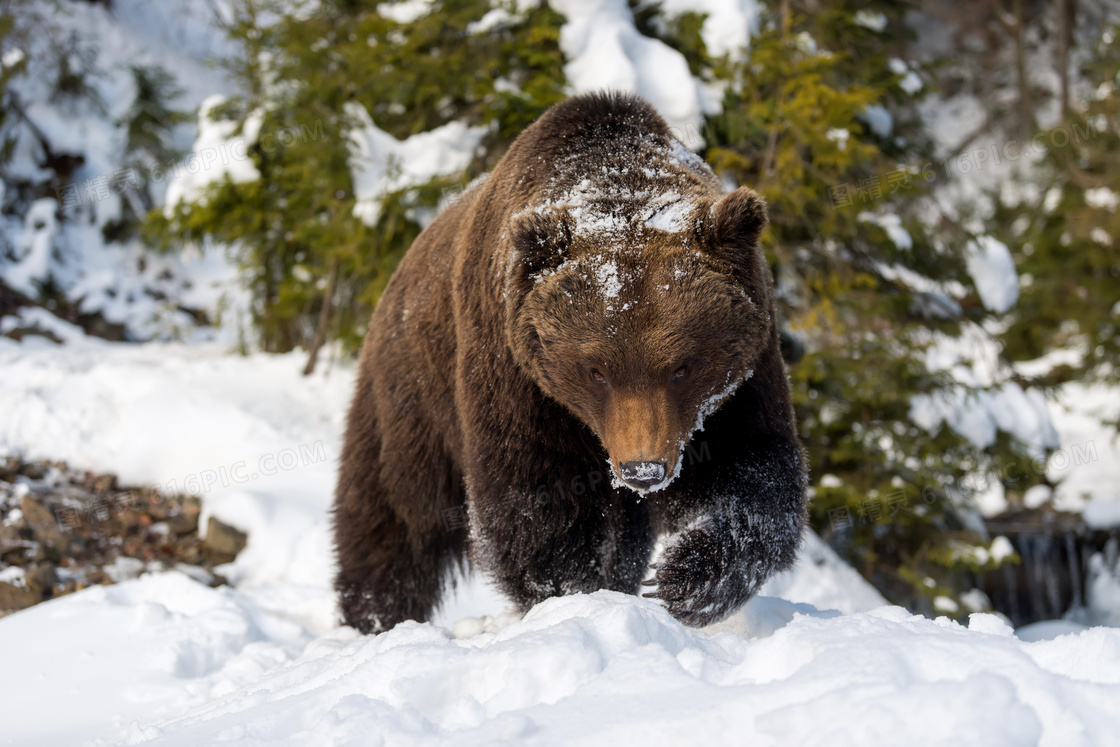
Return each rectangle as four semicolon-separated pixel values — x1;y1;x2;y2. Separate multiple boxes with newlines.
671;365;689;382
589;368;608;386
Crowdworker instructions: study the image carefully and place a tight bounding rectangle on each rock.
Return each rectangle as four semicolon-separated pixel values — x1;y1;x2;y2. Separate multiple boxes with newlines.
0;457;239;616
0;581;40;613
177;543;201;564
146;497;172;521
166;498;201;536
0;524;22;555
203;517;248;564
20;495;68;556
88;473;115;494
18;462;46;481
25;563;58;595
115;504;143;530
0;456;18;483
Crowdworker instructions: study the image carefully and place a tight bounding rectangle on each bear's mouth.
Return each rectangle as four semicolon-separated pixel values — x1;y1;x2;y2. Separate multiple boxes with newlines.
609;454;679;495
620;460;666;486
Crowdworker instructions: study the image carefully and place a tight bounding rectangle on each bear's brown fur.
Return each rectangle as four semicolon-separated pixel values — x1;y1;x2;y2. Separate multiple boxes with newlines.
334;92;807;632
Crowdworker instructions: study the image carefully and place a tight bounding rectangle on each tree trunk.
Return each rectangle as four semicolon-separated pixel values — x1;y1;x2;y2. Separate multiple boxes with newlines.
1055;0;1072;117
303;258;339;376
762;0;792;177
1013;0;1034;140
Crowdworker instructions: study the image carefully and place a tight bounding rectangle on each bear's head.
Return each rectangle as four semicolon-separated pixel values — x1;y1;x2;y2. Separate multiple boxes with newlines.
505;187;773;494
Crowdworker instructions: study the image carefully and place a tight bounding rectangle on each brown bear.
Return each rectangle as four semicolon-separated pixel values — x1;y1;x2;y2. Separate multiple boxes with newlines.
333;92;807;633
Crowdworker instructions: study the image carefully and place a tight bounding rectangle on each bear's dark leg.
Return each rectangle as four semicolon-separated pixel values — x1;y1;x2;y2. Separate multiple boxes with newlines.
334;501;450;633
467;458;653;612
642;436;806;627
333;383;465;633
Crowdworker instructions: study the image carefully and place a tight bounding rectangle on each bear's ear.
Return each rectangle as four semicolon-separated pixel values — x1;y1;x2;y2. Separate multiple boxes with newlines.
703;187;771;297
508;208;572;278
707;187;768;253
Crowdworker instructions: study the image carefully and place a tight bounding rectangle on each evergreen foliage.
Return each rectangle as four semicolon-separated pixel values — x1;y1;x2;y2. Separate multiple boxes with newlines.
996;22;1120;395
153;0;567;357
0;0;187;245
0;12;24;186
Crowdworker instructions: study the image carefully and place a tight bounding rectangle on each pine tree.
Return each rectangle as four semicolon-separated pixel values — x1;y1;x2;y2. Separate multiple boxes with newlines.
152;0;567;367
996;21;1120;394
0;10;25;200
99;64;191;243
1;0;187;310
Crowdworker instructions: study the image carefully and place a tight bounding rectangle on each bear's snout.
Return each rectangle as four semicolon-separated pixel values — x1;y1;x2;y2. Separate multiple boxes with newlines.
601;389;680;492
619;460;668;490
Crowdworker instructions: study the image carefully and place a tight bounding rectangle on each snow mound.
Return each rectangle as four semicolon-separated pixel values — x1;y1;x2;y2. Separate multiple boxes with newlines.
966;235;1019;314
655;0;760;59
757;528;887;615
106;590;1120;745
163;96;264;214
347;102;485;226
0;572;311;746
551;0;711;148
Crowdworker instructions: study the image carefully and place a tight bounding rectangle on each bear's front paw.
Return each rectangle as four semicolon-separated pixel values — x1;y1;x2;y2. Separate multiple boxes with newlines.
641;522;753;628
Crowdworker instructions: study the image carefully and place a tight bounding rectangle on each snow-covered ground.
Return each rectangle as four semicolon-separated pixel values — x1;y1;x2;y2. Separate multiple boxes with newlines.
2;324;1120;745
7;578;1120;746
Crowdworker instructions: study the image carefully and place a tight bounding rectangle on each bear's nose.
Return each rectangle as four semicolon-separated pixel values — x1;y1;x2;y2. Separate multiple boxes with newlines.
619;460;667;490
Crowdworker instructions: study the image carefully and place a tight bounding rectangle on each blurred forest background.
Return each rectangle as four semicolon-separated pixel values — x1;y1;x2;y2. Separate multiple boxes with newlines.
1;0;1118;622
